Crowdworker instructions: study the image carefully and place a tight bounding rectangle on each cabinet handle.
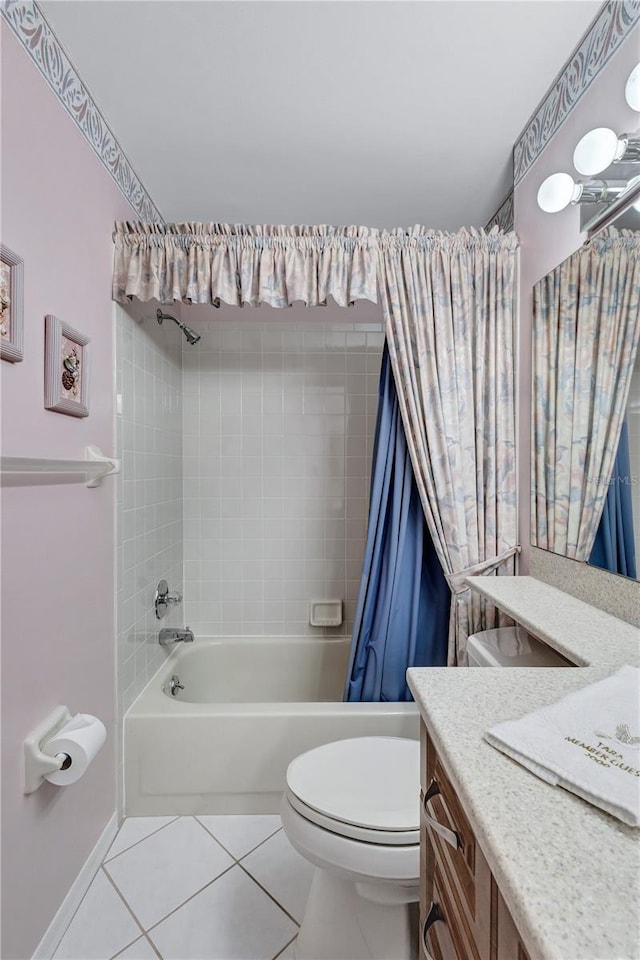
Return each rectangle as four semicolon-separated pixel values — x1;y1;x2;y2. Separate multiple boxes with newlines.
422;901;444;960
423;780;461;850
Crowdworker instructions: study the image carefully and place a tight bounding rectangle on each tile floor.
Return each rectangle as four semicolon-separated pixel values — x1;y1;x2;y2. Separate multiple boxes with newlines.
52;816;315;960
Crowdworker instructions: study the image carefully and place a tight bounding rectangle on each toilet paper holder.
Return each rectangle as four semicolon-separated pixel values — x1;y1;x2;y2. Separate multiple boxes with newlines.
23;705;73;794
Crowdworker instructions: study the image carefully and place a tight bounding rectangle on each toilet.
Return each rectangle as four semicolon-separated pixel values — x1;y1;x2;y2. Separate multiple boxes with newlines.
467;625;572;667
280;736;420;960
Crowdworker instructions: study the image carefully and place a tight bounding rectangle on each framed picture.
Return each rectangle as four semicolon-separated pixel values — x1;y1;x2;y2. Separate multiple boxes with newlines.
44;314;90;418
0;244;24;363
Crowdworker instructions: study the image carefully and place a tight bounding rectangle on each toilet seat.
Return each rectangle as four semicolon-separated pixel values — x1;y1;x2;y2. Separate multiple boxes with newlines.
285;737;420;846
286;789;420;845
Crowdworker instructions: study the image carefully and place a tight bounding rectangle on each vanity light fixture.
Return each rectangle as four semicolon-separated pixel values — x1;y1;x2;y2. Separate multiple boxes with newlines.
625;62;640;112
573;128;640;176
537;173;627;213
537;62;640;218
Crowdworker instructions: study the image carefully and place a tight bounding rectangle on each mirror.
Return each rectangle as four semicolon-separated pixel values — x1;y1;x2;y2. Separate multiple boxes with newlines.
531;199;640;581
579;136;640;234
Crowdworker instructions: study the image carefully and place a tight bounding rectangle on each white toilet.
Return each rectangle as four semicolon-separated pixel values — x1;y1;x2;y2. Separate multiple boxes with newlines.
467;625;572;667
280;736;420;960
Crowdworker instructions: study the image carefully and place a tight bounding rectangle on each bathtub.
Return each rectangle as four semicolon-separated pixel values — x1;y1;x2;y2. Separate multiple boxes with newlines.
124;637;419;815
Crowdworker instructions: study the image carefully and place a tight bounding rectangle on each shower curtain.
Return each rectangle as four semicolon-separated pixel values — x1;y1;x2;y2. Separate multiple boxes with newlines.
377;228;519;666
532;227;640;559
589;419;637;579
344;345;450;702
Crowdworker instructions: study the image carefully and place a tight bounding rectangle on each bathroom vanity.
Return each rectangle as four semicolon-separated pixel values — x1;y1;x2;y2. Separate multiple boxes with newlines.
407;576;640;960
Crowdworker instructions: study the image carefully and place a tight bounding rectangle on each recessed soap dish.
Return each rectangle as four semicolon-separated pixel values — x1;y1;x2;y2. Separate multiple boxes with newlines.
310;600;343;627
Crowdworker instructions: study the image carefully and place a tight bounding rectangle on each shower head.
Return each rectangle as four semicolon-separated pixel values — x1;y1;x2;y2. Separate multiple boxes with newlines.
182;325;201;345
156;309;201;346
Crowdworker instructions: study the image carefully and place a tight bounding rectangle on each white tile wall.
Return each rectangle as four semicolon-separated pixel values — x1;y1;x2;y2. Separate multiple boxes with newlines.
182;315;384;638
115;302;184;720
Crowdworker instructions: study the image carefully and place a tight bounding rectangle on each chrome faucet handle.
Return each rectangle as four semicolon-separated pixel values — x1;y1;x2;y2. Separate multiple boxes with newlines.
155;579;183;619
167;675;184;696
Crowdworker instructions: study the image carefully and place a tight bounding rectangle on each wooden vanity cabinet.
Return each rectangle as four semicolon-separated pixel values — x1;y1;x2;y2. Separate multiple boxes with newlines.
419;724;530;960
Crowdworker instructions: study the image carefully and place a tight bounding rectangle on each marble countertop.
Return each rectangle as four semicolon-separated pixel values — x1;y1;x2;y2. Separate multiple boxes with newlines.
407;576;640;960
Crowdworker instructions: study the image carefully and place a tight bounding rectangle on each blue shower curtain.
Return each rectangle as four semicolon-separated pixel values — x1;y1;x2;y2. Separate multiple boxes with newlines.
589;419;637;579
344;345;450;703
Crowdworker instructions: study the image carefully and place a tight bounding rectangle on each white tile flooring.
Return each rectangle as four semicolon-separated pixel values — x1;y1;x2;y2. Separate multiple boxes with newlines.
52;816;315;960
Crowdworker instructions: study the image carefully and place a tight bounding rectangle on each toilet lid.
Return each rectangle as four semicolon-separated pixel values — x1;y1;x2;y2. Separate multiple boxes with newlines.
286;737;420;834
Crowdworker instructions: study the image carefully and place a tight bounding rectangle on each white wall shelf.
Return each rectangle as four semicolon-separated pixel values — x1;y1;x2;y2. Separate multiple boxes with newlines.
1;445;120;488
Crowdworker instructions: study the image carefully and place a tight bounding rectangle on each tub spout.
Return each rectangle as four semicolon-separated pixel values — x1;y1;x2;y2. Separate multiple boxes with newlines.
159;626;195;645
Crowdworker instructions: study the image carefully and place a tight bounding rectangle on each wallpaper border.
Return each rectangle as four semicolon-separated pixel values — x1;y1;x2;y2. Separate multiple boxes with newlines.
3;1;638;223
485;191;514;232
1;0;164;222
514;0;640;185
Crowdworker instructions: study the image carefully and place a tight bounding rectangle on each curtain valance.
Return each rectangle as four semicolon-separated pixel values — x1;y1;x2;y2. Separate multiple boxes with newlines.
112;222;516;308
377;224;519;255
112;222;381;307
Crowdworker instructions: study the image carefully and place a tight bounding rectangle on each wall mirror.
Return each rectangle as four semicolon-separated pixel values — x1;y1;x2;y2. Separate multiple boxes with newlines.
531;193;640;581
579;132;640;233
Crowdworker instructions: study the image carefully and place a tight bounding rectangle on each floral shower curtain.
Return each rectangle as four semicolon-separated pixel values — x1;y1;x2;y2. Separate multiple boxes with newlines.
377;228;519;666
532;228;640;559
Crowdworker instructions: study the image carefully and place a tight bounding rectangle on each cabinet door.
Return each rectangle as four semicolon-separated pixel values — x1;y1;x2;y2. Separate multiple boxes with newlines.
421;797;477;960
420;722;430;949
422;732;492;959
421;855;465;960
420;721;532;960
494;888;531;960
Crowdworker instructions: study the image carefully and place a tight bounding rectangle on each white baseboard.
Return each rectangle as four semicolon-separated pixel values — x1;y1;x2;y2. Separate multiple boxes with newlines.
32;811;119;960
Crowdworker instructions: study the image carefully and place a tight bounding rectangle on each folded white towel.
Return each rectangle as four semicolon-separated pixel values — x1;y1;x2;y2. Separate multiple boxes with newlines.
485;665;640;827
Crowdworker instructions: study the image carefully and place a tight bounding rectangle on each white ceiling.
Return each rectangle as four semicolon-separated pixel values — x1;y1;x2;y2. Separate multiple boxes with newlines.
41;0;602;229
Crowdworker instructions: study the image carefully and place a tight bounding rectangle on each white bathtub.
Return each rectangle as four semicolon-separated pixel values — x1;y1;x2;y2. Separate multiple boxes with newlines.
124;637;419;815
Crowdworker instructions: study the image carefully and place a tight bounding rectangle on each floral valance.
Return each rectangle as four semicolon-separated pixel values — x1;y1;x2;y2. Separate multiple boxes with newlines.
112;222;516;308
112;222;380;307
377;224;519;255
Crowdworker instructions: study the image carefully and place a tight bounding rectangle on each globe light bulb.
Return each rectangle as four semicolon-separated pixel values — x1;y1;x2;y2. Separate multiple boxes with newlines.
537;173;582;213
625;62;640;111
573;128;624;176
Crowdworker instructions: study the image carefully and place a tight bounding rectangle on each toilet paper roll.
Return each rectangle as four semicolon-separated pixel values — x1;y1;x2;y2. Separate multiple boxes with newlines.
42;714;107;786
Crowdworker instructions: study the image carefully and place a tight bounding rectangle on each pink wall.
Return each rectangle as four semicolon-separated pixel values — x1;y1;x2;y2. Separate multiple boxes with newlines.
515;27;640;571
1;26;135;959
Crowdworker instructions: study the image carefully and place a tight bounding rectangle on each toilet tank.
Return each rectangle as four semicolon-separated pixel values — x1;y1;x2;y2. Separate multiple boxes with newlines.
467;626;572;667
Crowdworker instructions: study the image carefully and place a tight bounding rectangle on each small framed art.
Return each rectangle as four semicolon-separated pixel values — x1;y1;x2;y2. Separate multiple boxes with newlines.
44;314;90;418
0;244;24;363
